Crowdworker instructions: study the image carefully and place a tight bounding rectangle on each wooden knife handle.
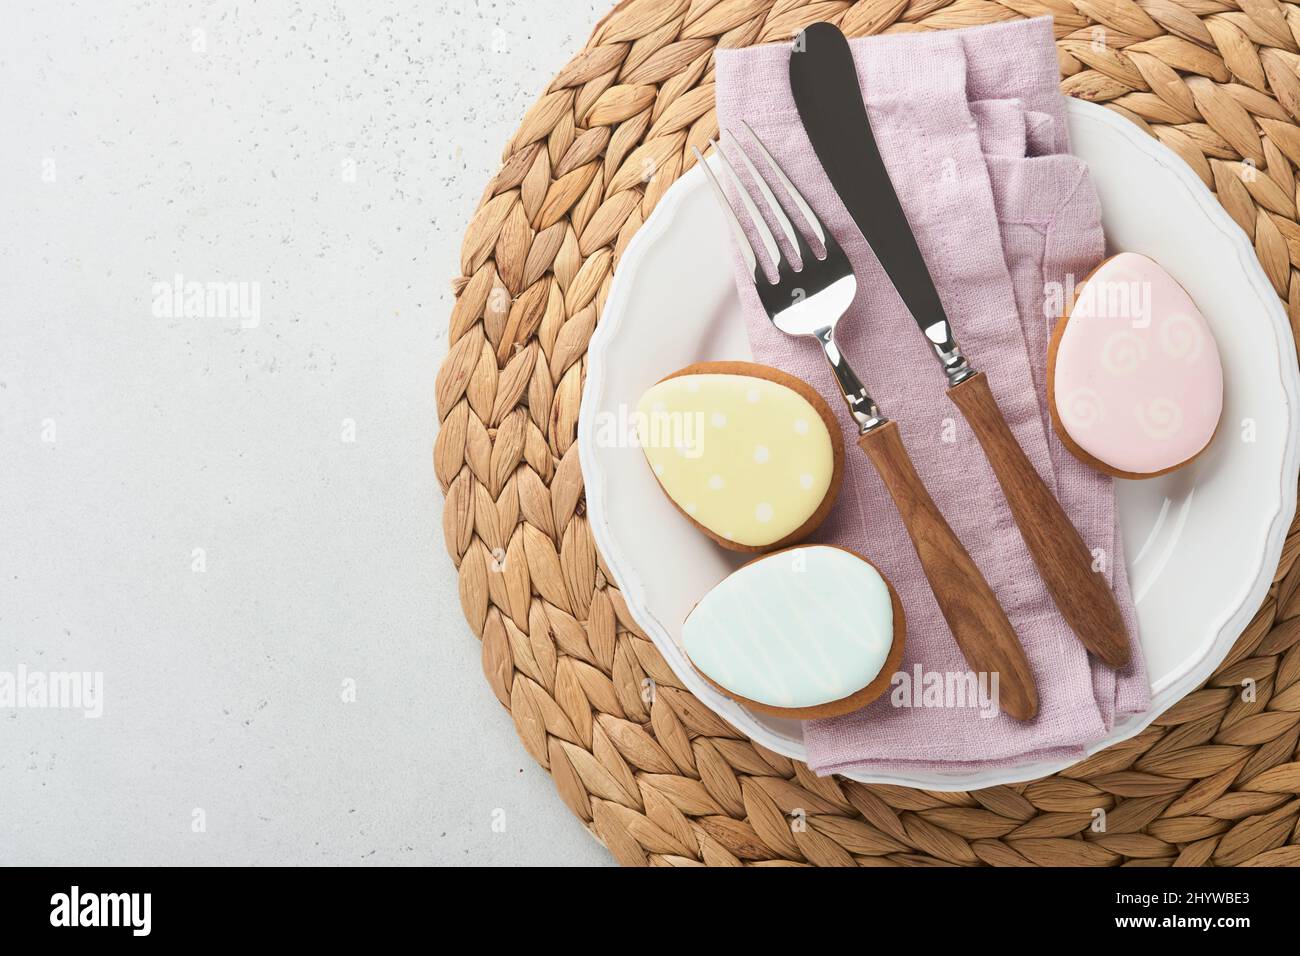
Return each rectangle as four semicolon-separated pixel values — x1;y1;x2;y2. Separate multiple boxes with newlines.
858;421;1038;721
948;372;1131;668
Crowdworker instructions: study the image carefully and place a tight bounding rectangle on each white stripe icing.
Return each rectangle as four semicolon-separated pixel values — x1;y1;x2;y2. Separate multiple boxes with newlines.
682;546;894;710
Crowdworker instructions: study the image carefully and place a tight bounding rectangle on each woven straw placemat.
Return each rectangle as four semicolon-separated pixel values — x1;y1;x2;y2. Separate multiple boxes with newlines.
437;0;1300;866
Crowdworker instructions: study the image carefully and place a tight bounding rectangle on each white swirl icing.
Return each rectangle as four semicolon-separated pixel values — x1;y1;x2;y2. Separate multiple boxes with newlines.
1159;311;1203;362
1134;397;1184;440
1060;386;1105;430
1099;330;1147;376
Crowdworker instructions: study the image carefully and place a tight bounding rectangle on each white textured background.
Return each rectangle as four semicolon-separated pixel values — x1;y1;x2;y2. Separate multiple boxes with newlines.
0;0;614;865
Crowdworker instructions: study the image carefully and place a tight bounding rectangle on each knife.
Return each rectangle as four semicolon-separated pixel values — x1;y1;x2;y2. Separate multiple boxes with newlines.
789;21;1131;669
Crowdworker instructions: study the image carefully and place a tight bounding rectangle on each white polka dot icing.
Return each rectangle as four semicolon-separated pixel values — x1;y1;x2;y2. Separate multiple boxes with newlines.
1051;253;1223;475
682;546;894;711
636;371;836;547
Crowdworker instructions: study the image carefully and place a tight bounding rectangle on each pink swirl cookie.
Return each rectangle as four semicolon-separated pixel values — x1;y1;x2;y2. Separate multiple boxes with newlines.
1048;253;1223;478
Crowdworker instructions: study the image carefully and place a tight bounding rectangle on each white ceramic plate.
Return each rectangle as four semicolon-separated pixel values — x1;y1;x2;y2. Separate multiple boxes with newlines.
578;98;1300;789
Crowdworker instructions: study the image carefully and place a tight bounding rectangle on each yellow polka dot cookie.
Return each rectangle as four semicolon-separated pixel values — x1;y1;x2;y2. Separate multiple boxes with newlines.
635;361;844;552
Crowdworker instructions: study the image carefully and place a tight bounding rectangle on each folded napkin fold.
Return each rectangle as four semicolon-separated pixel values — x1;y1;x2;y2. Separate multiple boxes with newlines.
713;16;1148;776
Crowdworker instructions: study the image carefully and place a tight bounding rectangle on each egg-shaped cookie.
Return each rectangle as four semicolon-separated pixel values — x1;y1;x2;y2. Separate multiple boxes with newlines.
682;544;904;719
636;362;843;551
1048;253;1223;479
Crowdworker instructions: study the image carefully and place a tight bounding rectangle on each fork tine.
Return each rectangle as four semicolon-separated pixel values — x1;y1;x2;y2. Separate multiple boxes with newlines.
737;120;826;249
709;138;783;278
723;131;803;263
692;146;757;276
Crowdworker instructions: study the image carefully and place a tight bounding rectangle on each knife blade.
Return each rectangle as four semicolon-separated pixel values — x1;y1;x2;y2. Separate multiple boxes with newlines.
789;20;974;385
789;21;1132;669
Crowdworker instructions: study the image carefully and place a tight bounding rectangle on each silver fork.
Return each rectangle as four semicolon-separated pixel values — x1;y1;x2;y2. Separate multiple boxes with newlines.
695;124;1038;721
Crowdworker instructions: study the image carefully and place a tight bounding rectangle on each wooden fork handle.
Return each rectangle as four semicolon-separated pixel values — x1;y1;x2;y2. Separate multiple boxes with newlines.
859;422;1038;721
948;372;1131;668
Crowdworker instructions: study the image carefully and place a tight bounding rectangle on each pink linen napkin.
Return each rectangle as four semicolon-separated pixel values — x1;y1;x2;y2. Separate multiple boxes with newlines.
713;17;1148;775
961;25;1148;727
973;99;1150;729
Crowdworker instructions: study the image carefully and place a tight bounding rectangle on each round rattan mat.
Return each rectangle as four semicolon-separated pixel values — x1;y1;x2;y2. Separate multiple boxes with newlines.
438;0;1300;866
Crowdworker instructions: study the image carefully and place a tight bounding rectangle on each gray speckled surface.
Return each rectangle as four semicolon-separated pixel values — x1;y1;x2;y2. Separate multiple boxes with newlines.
0;0;614;866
